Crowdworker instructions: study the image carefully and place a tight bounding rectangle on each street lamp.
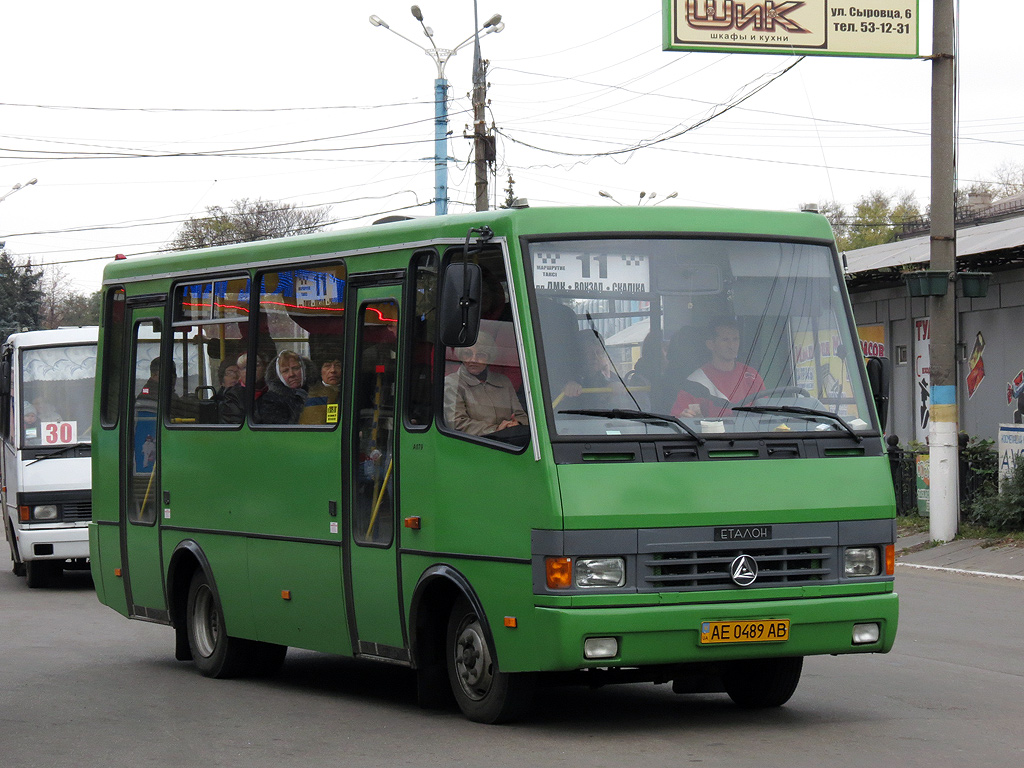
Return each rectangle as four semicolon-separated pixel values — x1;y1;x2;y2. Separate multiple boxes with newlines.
653;192;678;206
370;6;503;216
0;177;38;204
598;190;623;205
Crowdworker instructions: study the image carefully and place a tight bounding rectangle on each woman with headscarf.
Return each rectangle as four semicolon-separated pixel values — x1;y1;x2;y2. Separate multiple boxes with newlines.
254;350;315;424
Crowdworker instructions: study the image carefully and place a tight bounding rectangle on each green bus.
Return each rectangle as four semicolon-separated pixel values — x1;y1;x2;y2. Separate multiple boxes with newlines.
90;206;898;723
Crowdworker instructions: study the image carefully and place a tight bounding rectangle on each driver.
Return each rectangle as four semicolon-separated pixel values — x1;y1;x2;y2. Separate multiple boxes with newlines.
670;318;764;418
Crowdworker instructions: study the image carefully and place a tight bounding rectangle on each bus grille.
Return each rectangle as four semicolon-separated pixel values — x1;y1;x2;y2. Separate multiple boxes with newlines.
62;501;93;523
641;546;835;591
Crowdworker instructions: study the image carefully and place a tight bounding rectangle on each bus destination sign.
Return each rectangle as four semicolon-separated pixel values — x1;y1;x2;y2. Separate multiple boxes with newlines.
664;1;919;59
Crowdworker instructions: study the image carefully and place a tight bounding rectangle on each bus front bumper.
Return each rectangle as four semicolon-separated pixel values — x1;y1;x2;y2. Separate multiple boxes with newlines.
512;592;898;672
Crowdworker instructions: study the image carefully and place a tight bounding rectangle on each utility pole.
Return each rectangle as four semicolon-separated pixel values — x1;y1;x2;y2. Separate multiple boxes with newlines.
471;3;493;212
928;0;958;542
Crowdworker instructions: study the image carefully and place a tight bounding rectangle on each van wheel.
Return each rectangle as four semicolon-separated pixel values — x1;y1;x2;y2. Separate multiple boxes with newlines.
722;656;803;708
446;596;534;723
185;570;246;678
26;560;61;588
8;524;25;577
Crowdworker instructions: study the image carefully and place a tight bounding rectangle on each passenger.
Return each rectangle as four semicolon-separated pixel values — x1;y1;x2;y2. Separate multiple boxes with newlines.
254;351;314;425
219;352;268;424
444;331;527;437
22;402;41;445
559;330;635;410
31;397;61;422
136;359;176;404
300;358;342;425
670;318;764;418
216;359;240;396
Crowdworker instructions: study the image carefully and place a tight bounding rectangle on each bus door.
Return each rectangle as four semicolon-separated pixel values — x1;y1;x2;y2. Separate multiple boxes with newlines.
346;287;407;660
120;311;167;619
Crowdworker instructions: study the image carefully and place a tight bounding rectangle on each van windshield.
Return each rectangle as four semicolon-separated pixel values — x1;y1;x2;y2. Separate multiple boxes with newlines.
527;237;874;439
19;344;97;447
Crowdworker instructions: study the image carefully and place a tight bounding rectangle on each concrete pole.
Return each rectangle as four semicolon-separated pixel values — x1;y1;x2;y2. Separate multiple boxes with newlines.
472;39;489;211
434;78;449;216
928;0;958;542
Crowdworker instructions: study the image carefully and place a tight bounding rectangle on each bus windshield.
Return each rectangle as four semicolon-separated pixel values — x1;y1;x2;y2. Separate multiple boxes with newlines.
20;344;97;447
528;237;873;439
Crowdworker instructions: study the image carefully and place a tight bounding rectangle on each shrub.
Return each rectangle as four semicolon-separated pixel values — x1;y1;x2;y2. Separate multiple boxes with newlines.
964;454;1024;532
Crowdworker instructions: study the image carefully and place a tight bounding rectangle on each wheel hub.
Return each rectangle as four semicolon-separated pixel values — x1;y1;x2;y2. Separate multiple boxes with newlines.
454;618;492;700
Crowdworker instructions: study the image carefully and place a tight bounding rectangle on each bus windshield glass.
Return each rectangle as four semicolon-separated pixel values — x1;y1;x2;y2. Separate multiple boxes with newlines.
19;344;97;447
528;237;873;439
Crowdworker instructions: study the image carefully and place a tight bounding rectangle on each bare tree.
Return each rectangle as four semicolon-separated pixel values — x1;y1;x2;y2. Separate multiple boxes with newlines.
169;198;332;251
993;161;1024;199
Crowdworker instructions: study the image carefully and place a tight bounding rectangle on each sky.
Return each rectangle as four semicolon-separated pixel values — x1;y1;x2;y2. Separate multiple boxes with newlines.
1;1;1021;296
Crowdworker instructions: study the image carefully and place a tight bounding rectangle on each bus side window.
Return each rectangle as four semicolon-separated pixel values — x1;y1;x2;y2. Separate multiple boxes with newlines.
406;250;438;430
254;263;347;427
439;250;528;447
169;278;249;427
100;286;127;428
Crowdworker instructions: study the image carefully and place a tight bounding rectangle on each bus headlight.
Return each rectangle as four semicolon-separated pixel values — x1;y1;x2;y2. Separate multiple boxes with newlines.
32;505;59;521
576;557;625;588
844;547;880;577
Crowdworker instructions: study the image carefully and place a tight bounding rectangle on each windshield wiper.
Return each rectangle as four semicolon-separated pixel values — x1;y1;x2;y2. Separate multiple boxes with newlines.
559;408;705;445
730;405;862;443
25;443;89;466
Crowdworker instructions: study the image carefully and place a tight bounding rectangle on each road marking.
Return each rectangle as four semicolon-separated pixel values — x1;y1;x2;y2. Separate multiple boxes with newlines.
897;562;1024;581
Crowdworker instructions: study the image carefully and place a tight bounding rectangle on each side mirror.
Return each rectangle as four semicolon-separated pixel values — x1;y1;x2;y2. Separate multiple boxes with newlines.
865;356;891;432
439;262;482;348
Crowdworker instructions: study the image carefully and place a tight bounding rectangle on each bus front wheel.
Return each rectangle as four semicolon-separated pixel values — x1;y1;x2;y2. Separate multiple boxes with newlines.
722;656;803;708
445;597;534;724
186;570;246;678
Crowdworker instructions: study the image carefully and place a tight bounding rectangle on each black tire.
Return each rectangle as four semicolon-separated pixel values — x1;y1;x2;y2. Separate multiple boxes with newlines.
185;570;247;678
26;560;61;588
8;523;26;577
722;656;803;709
446;596;534;724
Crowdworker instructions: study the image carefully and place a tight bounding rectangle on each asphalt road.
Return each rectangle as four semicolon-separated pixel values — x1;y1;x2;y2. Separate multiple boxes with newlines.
1;551;1021;768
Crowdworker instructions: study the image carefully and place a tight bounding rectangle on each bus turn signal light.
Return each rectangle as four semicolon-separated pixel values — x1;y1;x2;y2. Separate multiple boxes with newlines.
885;544;895;576
545;557;572;589
404;516;421;529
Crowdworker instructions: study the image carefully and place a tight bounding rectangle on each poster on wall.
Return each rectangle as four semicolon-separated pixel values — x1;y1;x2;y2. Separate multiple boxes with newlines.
997;424;1024;491
966;332;985;399
914;317;930;441
857;324;886;358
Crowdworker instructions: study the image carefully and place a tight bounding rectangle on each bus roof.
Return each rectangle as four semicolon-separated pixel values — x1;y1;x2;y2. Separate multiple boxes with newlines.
101;206;837;286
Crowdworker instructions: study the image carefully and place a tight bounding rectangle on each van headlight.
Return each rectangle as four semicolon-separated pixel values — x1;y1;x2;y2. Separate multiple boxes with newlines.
33;505;59;521
844;547;880;577
575;557;625;588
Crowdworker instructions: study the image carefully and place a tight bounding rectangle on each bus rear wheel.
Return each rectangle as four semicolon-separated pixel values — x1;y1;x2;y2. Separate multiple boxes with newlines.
186;570;247;678
722;656;803;708
446;596;534;724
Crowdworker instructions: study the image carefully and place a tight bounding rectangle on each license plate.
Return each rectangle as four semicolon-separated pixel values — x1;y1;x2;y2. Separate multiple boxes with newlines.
700;619;789;644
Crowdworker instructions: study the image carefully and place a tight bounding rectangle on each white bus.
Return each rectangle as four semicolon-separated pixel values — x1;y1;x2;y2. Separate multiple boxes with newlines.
2;327;98;587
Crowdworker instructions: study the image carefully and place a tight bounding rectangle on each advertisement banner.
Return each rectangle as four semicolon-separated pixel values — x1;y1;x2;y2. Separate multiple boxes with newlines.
914;317;930;442
664;1;919;58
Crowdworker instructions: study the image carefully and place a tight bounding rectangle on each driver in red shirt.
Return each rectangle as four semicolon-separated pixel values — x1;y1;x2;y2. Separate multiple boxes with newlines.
671;319;764;418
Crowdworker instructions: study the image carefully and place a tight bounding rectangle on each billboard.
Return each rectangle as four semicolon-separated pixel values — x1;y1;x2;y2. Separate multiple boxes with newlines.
664;1;919;58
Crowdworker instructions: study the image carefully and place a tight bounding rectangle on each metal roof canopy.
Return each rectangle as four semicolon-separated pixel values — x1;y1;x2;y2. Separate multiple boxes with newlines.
844;215;1024;276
